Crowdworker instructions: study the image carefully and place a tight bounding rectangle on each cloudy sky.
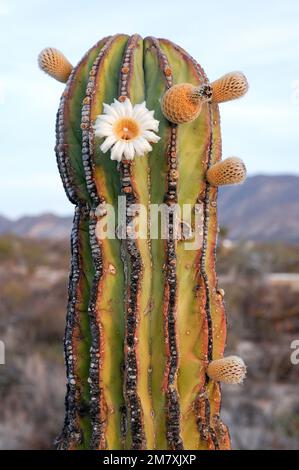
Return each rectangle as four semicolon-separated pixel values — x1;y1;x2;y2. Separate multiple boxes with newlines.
0;0;299;217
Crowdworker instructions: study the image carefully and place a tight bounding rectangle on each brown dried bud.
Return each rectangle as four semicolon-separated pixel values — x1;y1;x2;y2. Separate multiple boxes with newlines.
207;356;246;384
38;48;73;83
206;157;247;186
211;72;248;103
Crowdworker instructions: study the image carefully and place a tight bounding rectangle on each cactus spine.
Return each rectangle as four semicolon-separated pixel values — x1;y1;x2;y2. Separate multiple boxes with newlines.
39;34;248;450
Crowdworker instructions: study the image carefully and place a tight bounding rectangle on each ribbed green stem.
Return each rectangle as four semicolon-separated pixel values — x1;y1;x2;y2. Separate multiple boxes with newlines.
56;34;231;450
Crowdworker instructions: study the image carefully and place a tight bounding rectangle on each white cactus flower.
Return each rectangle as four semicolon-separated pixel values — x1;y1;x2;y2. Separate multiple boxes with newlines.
94;98;160;162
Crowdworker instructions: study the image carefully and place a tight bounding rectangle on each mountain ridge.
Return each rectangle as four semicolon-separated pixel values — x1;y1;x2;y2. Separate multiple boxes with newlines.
0;175;298;242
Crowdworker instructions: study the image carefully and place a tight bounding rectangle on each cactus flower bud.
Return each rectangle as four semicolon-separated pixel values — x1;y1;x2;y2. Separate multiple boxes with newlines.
207;356;247;384
206;157;247;186
38;48;73;83
211;72;248;103
161;82;211;124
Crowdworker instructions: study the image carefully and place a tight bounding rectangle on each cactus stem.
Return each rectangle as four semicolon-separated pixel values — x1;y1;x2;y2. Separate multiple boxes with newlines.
160;38;227;449
194;391;220;449
80;37;118;451
88;216;107;450
55;36;111;205
55;88;78;205
80;35;127;449
48;33;245;451
81;36;117;208
183;48;224;449
165;39;208;82
192;110;218;448
57;205;89;449
200;112;215;363
120;160;146;449
203;393;220;450
119;35;148;450
151;37;183;450
158;41;211;125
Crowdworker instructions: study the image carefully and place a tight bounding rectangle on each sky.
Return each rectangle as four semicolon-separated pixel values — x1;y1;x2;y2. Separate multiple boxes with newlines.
0;0;299;218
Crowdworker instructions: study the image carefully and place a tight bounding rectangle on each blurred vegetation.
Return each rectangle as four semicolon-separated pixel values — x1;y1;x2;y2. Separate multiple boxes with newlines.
218;227;299;275
0;235;69;449
0;235;69;272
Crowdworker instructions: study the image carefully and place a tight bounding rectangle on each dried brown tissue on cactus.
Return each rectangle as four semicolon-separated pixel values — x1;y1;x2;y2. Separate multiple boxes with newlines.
38;33;249;450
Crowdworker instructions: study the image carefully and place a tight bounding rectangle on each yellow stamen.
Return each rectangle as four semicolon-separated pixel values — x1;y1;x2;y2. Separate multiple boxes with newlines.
114;118;140;141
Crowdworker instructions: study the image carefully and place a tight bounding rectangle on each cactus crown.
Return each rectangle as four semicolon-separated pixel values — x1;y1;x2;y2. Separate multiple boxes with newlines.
39;33;248;451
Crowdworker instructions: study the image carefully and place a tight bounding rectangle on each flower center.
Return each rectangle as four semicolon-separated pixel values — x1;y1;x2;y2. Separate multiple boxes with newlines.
114;117;140;141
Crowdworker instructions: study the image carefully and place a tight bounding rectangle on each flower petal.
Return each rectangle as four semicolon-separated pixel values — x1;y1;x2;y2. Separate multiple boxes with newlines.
100;135;117;153
123;98;133;116
94;121;113;132
138;136;153;153
94;123;113;138
111;140;128;161
110;141;123;161
111;99;126;117
103;103;119;119
95;114;115;125
132;102;148;120
124;141;135;160
132;138;146;157
140;118;159;132
142;130;161;143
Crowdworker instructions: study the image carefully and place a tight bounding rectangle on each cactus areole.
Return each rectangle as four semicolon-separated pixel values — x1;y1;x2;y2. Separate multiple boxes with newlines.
39;34;249;450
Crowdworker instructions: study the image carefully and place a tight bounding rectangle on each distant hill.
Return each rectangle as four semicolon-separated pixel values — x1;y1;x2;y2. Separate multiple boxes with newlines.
0;213;72;240
218;175;299;242
0;175;298;242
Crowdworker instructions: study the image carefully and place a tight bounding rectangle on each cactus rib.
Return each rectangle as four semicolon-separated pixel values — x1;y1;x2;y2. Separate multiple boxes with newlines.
119;34;147;450
150;37;183;450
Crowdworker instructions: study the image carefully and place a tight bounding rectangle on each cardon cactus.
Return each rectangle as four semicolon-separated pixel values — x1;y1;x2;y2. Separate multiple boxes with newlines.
38;33;248;450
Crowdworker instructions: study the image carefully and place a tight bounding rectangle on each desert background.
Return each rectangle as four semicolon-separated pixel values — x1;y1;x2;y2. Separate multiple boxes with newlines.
0;0;299;450
1;176;299;449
